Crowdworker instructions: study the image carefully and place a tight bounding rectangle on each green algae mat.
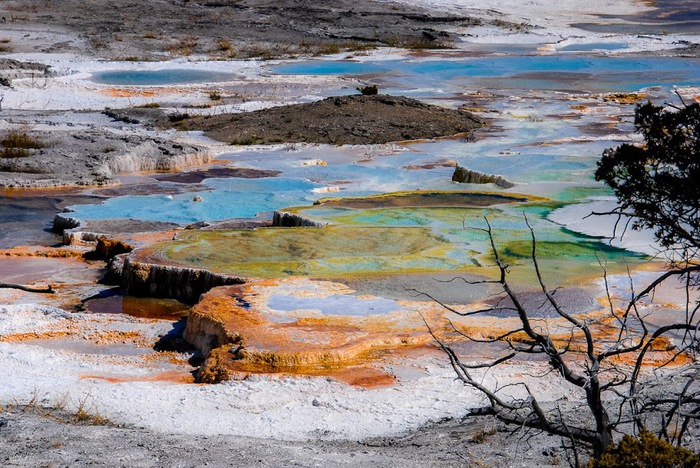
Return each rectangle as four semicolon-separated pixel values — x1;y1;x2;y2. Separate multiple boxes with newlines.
151;226;480;278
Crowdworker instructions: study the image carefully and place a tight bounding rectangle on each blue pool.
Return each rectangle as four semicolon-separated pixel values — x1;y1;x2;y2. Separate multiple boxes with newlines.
273;56;700;92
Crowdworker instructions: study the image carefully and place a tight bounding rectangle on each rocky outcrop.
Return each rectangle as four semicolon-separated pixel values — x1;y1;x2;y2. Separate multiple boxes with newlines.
452;165;515;189
184;301;242;357
52;213;82;233
272;211;328;227
83;237;133;261
184;94;483;145
121;256;246;304
0;58;50;87
103;144;211;175
52;215;107;246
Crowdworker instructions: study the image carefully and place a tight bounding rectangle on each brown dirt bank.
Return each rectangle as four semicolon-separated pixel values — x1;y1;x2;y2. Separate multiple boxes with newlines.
182;94;483;145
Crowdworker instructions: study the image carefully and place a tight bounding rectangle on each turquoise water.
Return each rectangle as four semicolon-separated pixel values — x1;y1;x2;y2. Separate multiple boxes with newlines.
91;69;236;85
67;118;611;223
273;56;700;92
69;178;320;223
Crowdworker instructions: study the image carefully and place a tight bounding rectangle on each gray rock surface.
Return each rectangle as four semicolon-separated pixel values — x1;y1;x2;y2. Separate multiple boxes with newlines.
0;0;517;60
0;407;563;467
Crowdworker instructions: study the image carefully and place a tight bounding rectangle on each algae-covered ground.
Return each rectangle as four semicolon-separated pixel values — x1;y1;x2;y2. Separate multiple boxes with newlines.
157;226;462;278
151;190;648;286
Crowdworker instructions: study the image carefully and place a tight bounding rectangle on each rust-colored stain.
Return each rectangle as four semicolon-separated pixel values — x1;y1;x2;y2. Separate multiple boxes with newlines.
0;245;90;259
81;370;195;384
327;366;396;388
188;279;442;386
100;88;156;98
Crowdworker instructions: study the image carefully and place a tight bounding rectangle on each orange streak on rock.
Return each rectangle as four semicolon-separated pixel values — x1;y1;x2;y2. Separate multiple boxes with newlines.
98;87;191;98
0;245;91;259
327;366;397;388
0;331;71;342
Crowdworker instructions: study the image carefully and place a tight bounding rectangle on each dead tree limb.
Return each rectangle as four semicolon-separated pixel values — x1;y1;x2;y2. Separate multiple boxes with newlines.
0;282;54;294
424;216;700;461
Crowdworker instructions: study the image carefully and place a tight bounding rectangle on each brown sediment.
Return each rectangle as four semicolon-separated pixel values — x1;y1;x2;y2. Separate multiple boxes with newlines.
402;160;457;170
153;167;282;184
1;329;150;345
315;366;396;388
602;92;647;104
183;94;482;146
0;331;73;342
313;190;544;209
0;186;87;197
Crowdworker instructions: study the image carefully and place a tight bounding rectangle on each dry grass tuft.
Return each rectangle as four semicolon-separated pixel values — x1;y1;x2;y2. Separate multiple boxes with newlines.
0;131;44;158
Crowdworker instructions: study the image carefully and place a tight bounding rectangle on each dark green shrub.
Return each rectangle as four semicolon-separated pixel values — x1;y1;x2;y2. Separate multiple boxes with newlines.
168;112;190;122
591;429;700;468
356;85;378;95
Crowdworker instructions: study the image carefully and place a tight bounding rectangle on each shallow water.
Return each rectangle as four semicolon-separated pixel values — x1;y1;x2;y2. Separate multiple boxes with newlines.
67;116;613;224
91;69;237;85
0;190;103;248
267;293;402;317
69;177;321;224
559;42;628;52
83;295;190;320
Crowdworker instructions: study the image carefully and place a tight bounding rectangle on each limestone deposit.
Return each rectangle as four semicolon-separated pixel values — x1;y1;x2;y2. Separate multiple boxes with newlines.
0;125;209;188
185;280;434;384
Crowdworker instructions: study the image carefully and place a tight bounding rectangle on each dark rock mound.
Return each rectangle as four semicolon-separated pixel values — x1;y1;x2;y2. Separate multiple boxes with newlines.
184;94;483;145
